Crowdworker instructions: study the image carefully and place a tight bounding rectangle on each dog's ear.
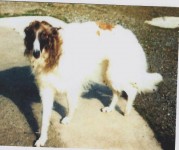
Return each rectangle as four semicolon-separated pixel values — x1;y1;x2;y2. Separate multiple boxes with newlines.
24;26;29;34
51;27;61;36
24;21;40;34
24;25;33;35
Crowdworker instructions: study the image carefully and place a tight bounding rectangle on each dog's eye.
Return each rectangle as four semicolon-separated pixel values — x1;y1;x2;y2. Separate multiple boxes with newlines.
40;31;48;40
51;27;61;37
51;28;57;36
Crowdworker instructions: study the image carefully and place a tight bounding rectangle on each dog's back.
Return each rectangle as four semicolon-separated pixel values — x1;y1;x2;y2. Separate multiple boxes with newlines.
59;21;162;92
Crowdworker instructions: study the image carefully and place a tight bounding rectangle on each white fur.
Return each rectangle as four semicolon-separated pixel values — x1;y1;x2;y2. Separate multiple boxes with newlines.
34;32;41;52
33;21;163;146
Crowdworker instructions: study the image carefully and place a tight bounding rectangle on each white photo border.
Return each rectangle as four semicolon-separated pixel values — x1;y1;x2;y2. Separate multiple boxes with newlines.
0;1;178;150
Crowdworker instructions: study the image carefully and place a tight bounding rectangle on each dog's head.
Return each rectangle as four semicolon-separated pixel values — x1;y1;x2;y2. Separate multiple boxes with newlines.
24;20;62;72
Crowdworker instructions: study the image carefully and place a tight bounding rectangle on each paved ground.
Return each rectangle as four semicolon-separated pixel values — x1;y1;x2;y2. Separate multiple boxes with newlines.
0;2;178;150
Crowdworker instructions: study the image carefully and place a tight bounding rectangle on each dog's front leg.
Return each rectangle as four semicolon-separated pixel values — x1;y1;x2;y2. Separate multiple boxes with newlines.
61;91;78;124
35;87;54;147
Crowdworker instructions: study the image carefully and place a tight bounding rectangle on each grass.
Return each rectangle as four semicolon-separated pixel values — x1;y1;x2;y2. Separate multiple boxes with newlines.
0;10;70;23
25;9;47;15
0;13;11;18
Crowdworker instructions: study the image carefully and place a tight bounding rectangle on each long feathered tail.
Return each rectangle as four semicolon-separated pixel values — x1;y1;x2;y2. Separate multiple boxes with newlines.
135;73;163;93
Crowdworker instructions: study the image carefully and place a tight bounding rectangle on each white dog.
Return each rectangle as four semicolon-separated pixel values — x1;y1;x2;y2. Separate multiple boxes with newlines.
23;20;163;147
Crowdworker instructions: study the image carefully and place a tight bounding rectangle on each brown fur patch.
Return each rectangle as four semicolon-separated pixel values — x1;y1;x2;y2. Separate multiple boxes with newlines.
44;30;62;72
96;22;115;31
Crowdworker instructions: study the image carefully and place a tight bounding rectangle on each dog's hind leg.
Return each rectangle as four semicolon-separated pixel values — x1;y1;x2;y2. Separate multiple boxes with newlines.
101;60;137;115
123;85;137;116
101;90;119;112
101;60;121;113
35;87;54;147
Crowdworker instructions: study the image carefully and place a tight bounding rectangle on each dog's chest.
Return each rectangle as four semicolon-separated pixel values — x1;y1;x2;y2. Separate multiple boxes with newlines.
36;71;67;92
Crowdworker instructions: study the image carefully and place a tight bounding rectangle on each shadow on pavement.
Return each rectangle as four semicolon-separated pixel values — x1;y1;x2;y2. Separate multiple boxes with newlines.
53;101;67;119
82;83;124;115
0;66;40;140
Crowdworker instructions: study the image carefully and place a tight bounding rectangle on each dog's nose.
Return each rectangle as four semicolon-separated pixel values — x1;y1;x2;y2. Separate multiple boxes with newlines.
33;50;40;59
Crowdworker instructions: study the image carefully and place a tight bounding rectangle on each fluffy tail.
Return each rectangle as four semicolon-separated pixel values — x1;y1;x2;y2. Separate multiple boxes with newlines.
145;16;179;29
135;73;163;93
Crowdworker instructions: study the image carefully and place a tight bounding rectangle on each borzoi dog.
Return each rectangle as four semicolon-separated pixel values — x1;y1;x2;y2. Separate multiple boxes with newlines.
24;20;163;147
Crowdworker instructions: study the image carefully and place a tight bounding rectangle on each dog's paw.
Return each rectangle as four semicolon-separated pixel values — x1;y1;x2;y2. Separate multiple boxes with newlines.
34;136;47;147
124;105;133;116
61;117;71;125
124;111;130;116
101;107;113;113
124;109;131;116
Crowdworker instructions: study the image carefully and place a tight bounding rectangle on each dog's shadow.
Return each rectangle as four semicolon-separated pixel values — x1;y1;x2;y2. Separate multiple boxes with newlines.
0;66;40;140
82;83;124;115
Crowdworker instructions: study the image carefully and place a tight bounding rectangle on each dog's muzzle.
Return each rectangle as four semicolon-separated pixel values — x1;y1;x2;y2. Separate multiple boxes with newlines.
33;50;40;59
